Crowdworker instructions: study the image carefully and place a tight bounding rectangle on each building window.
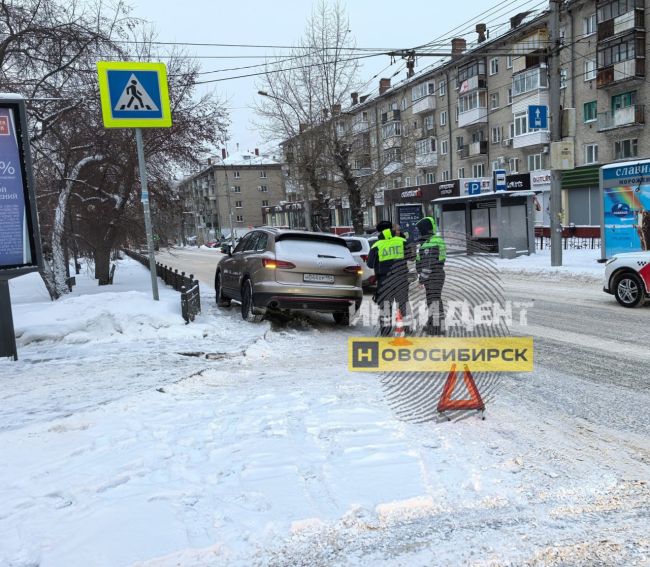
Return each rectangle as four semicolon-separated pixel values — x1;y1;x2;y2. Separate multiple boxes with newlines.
393;178;402;189
584;101;597;122
262;200;269;206
424;114;435;131
440;110;447;126
507;87;513;105
383;147;402;163
489;57;499;76
512;67;548;97
401;98;407;111
585;144;599;165
260;170;267;178
509;122;515;139
509;157;519;173
458;167;465;178
490;92;499;109
491;126;501;144
506;55;513;69
584;59;597;81
232;185;241;193
473;163;485;177
598;34;637;67
527;153;545;171
439;79;446;97
426;172;435;184
458;91;487;114
233;171;240;179
492;160;500;172
236;215;244;222
416;175;423;185
259;185;268;192
442;170;450;181
514;112;529;136
584;13;597;36
456;136;464;150
381;121;402;139
441;139;448;155
411;81;435;101
404;176;411;187
614;138;638;159
235;200;243;208
598;0;638;23
416;138;436;155
612;91;636;110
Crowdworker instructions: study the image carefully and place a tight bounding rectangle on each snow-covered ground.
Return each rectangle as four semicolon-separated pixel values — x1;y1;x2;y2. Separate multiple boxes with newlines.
1;256;649;566
494;248;604;281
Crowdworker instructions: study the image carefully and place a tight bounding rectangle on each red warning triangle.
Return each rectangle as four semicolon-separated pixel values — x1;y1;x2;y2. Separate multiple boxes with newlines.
437;364;485;412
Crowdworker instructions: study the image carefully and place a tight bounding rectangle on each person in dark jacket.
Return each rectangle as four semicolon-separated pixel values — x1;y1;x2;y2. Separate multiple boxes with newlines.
367;221;410;336
415;216;447;335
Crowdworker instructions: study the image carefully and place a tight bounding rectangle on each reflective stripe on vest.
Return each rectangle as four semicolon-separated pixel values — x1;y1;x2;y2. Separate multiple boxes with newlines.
418;235;447;261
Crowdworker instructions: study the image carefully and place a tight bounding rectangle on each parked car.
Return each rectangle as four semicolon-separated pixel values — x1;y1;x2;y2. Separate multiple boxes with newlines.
220;238;239;254
214;228;363;324
343;236;376;289
603;250;650;307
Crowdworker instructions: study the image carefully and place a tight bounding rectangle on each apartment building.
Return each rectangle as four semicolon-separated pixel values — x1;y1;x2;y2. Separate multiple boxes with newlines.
178;149;285;243
284;0;648;235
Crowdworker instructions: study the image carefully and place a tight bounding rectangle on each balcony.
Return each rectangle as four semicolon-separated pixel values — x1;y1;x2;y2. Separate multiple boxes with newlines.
511;29;549;56
512;65;548;98
513;130;550;149
598;9;644;41
415;152;438;168
412;95;437;114
457;74;487;95
468;140;488;157
597;105;645;131
597;57;645;87
381;109;401;124
351;120;370;135
383;162;403;175
458;106;488;128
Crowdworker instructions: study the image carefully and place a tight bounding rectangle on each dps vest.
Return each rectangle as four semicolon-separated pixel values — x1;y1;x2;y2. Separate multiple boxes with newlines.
418;234;447;262
373;228;406;262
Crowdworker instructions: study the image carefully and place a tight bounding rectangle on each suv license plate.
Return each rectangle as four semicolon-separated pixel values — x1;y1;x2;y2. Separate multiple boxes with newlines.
303;273;335;283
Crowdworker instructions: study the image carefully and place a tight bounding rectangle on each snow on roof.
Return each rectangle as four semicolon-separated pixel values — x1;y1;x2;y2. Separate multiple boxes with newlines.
216;150;282;167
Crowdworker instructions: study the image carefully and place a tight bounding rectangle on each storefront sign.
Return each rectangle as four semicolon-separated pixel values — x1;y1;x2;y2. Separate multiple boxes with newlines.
506;173;531;192
434;180;460;199
531;170;551;187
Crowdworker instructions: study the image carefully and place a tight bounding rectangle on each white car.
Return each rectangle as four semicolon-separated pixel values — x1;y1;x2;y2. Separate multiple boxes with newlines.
604;251;650;307
343;236;376;289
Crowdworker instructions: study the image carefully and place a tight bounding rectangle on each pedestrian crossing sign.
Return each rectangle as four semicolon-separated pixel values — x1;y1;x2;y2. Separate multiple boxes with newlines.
97;62;172;128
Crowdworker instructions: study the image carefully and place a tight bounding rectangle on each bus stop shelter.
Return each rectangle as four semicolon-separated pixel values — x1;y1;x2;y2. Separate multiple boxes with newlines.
433;191;536;257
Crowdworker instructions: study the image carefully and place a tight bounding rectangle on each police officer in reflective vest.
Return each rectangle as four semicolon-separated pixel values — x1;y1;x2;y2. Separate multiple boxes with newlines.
415;216;447;335
367;220;410;336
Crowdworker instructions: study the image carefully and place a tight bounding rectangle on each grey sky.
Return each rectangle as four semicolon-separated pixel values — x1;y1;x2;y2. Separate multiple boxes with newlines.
130;0;547;154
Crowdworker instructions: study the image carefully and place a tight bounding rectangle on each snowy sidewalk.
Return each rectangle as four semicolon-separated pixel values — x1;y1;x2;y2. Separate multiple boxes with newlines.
1;257;649;566
494;248;605;282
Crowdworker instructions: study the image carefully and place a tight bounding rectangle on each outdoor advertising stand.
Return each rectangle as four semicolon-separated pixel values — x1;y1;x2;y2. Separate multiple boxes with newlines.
0;96;44;360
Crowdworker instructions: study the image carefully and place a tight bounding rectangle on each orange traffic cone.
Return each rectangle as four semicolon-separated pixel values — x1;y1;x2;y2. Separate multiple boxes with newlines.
389;309;412;346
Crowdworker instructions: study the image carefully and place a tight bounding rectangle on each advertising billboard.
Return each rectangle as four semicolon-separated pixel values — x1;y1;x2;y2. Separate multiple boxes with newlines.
0;99;41;275
395;204;424;243
600;161;650;258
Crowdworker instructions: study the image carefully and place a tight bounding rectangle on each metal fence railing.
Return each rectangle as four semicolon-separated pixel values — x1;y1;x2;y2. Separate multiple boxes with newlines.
124;249;201;323
536;235;601;251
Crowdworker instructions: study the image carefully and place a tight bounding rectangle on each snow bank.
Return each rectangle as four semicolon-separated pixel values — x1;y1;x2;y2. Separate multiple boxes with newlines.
495;248;604;282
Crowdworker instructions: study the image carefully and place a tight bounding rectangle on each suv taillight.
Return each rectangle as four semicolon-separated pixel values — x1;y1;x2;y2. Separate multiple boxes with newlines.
360;254;368;262
344;265;363;275
263;258;296;269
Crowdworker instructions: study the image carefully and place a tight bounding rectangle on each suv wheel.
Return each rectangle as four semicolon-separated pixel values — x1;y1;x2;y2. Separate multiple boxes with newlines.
332;311;350;325
241;278;263;322
614;272;644;308
215;270;231;307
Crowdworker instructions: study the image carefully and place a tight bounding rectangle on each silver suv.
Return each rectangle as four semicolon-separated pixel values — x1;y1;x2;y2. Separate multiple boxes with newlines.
214;228;363;323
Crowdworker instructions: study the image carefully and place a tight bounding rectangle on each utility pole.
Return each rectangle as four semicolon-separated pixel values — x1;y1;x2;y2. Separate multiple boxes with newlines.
548;0;563;266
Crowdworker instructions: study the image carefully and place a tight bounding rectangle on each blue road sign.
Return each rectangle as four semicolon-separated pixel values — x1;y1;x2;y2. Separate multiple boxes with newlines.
97;62;171;128
494;169;507;191
528;105;548;130
468;181;481;195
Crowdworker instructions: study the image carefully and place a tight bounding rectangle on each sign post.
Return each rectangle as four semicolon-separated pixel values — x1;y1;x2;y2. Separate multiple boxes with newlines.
97;61;172;301
0;96;44;360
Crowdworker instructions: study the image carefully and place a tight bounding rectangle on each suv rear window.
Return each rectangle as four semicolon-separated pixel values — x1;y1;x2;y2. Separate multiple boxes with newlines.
345;239;363;253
